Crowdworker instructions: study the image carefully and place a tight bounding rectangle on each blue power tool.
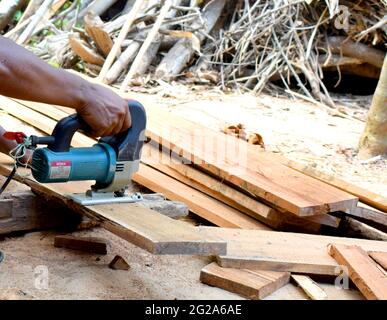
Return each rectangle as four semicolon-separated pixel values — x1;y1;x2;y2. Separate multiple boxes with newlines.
28;100;147;206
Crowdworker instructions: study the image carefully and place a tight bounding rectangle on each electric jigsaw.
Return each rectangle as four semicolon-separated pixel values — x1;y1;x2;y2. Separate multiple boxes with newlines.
4;100;147;206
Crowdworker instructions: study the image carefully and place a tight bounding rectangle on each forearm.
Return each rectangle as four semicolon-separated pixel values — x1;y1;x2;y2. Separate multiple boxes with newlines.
0;36;93;109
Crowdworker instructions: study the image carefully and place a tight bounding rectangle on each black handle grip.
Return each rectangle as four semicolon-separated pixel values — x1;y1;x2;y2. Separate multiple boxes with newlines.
48;100;147;160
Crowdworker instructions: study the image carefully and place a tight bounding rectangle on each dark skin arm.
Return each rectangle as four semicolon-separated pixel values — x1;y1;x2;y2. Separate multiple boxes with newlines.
0;36;131;138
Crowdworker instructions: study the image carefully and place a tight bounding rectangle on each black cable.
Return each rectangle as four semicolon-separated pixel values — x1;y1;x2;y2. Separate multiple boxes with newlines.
0;166;17;196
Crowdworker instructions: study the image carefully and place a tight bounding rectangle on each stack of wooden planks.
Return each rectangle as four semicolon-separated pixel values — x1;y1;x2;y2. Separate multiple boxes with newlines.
0;74;386;299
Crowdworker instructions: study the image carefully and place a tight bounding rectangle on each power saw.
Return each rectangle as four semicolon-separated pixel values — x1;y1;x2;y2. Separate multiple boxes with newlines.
2;100;147;206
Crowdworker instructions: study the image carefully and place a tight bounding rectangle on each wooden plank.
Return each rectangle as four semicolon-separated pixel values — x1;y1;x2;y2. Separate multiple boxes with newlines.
328;244;387;300
349;205;387;228
285;160;387;213
368;251;387;270
3;97;268;231
197;227;387;275
143;104;358;216
154;163;339;229
135;164;269;230
291;275;328;300
12;78;358;217
0;156;226;256
200;262;290;300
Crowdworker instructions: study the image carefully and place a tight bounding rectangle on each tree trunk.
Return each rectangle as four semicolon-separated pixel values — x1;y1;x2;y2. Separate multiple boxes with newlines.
358;54;387;159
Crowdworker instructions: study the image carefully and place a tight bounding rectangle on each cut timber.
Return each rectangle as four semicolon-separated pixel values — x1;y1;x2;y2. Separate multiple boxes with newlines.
343;217;387;241
200;262;290;300
4;97;268;230
142;104;358;216
197;227;387;275
291;275;328;300
48;72;359;216
368;252;387;270
155;163;339;229
0;156;226;256
284;159;387;213
328;244;387;300
54;235;109;255
0;191;80;235
134;164;270;230
350;205;387;228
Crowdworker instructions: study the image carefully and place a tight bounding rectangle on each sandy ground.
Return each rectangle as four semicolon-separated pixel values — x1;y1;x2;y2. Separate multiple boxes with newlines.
0;89;384;300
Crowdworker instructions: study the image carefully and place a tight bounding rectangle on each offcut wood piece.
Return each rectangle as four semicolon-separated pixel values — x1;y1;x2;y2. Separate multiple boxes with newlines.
328;244;387;300
84;11;113;57
369;251;387;270
197;227;387;275
291;275;328;300
4;97;268;231
69;33;105;66
109;255;130;270
200;262;290;300
0;190;80;235
54;235;109;255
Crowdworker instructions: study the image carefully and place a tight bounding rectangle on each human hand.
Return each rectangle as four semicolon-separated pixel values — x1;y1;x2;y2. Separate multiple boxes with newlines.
76;83;131;137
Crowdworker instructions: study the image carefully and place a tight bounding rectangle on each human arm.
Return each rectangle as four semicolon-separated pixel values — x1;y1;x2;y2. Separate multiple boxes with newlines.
0;36;130;137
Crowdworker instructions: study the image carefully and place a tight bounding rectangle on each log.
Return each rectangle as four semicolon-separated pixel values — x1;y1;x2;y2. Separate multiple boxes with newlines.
156;0;226;79
328;36;385;69
121;0;174;92
0;191;81;235
98;0;143;82
0;0;27;32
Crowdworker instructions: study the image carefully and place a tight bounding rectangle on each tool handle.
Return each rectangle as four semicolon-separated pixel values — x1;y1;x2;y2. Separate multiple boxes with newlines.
48;100;147;159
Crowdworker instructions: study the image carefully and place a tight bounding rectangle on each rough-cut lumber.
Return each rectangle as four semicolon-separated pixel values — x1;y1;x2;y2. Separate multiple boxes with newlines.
200;262;290;300
98;0;143;81
369;252;387;270
197;227;387;275
328;244;387;300
155;163;339;229
291;275;327;300
0;191;80;235
5;97;268;231
142;103;358;216
0;155;226;256
284;159;387;213
135;164;270;230
343;217;387;241
349;205;387;228
54;235;109;255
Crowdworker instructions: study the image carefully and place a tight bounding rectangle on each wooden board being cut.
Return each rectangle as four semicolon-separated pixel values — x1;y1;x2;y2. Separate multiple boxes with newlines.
0;155;226;256
200;262;290;300
328;244;387;300
198;227;387;275
0;97;268;231
7;94;358;217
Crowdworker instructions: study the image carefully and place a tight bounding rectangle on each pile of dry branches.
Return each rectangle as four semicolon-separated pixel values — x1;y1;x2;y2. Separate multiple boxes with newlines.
1;0;386;102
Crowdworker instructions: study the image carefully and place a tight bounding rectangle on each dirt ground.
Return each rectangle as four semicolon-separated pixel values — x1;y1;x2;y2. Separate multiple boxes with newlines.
0;88;385;300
